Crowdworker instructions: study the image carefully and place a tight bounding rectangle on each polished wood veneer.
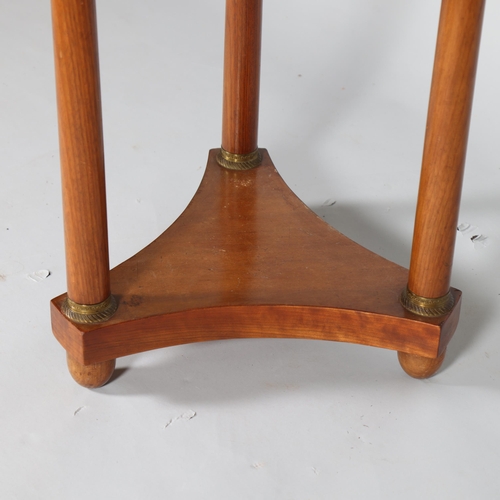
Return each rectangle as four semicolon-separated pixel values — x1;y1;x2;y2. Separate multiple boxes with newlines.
51;150;461;369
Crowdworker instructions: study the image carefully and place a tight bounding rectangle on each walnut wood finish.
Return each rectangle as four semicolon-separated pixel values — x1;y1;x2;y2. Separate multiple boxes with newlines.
408;0;485;299
221;0;263;154
51;151;461;378
67;354;115;388
398;350;446;379
51;0;111;305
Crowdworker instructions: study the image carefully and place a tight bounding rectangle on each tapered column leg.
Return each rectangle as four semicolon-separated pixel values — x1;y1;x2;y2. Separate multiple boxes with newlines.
217;0;263;170
52;0;116;386
400;0;485;377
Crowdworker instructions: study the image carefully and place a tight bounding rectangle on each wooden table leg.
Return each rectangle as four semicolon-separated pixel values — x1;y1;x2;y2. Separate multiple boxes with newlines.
218;0;263;170
400;0;485;376
52;0;116;387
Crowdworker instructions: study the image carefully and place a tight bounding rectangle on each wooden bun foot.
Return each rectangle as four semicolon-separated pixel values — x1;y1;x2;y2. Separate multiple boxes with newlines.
67;354;116;388
398;350;446;379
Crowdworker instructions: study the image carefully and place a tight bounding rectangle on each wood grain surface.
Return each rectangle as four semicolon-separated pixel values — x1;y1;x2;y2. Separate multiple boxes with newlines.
66;354;115;388
51;151;461;366
51;0;111;305
221;0;263;154
408;0;485;298
398;350;446;379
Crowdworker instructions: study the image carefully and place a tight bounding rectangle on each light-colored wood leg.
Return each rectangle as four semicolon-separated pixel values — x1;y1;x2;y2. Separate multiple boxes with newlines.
67;354;116;389
52;0;117;384
406;0;485;309
51;0;113;309
221;0;262;154
218;0;263;170
398;351;446;379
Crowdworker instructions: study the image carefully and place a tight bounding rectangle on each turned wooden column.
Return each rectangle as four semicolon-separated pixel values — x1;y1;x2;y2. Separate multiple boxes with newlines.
52;0;111;308
219;0;263;169
52;0;116;386
406;0;485;307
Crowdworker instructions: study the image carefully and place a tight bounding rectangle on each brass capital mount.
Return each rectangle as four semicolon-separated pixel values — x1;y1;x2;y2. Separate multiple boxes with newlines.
400;287;455;318
216;147;262;170
61;295;118;324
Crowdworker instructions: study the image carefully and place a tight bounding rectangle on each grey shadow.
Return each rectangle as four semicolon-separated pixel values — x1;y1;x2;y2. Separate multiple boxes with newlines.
107;367;130;384
102;338;405;403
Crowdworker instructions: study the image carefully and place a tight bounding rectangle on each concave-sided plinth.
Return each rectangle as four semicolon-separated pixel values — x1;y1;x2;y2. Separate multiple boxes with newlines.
51;150;461;382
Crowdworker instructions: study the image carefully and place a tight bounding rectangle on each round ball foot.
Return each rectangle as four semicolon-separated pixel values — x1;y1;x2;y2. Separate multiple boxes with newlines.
397;350;446;379
67;354;116;388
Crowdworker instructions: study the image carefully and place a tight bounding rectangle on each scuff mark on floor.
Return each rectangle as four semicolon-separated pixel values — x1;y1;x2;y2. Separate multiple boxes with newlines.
74;406;85;416
457;223;490;249
27;269;51;282
164;410;197;429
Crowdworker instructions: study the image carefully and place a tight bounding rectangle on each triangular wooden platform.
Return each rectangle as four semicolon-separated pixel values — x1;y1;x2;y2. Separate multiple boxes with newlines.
51;150;461;367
